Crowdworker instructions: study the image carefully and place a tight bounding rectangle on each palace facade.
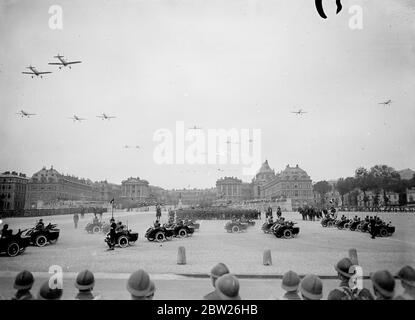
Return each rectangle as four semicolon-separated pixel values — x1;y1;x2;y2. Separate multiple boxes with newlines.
0;171;29;210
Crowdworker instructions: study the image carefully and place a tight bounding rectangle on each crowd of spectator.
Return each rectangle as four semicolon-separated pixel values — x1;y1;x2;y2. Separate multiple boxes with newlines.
2;259;414;300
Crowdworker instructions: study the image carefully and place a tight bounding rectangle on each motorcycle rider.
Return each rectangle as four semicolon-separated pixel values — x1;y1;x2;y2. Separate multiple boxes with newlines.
276;207;282;219
0;224;10;239
35;219;45;230
154;220;161;228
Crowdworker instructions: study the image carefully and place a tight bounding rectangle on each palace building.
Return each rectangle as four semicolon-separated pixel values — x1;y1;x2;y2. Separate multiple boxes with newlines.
120;177;150;202
0;171;29;210
25;166;96;208
216;177;243;203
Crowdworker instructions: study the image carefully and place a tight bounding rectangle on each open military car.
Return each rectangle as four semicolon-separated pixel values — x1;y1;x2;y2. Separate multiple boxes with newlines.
271;221;300;239
224;220;248;233
105;228;138;248
0;229;31;257
25;223;60;247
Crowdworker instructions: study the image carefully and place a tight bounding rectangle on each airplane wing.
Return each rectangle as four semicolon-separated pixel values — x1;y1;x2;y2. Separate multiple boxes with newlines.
37;71;52;74
96;116;104;118
66;61;82;65
107;116;116;119
48;62;64;65
22;72;35;74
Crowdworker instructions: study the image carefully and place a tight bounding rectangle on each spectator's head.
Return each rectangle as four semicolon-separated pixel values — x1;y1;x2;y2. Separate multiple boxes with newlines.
127;269;155;300
300;274;323;300
210;263;230;288
2;224;8;230
281;270;300;293
37;280;63;300
75;270;95;292
396;265;415;291
214;274;241;300
334;258;354;281
14;270;34;291
371;270;395;299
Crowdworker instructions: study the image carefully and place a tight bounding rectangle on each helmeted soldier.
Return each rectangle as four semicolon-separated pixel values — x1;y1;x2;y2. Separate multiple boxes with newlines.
0;224;10;239
35;219;44;230
12;270;35;300
394;265;415;300
108;218;117;250
37;280;63;300
75;270;101;300
300;274;323;300
205;274;241;300
280;270;301;300
328;258;373;300
204;263;230;300
371;270;395;300
127;269;155;300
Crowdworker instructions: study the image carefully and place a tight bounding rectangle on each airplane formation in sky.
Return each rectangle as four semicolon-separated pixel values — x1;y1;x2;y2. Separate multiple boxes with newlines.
22;54;82;78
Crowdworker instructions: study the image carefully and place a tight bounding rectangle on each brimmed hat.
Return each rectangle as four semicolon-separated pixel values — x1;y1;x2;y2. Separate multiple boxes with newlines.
37;281;63;300
396;266;415;288
127;269;153;297
75;270;95;290
371;270;395;298
334;258;354;278
300;275;323;300
14;270;34;290
215;274;241;300
282;271;300;292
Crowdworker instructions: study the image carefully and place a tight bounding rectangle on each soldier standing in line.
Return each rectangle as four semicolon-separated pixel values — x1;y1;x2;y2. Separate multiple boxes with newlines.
73;213;79;229
204;263;230;300
12;270;35;300
371;270;395;300
75;270;101;300
108;218;117;250
327;258;373;300
394;266;415;300
279;271;301;300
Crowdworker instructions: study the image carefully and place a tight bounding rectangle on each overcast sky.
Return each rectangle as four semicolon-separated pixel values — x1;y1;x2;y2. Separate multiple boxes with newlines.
0;0;414;189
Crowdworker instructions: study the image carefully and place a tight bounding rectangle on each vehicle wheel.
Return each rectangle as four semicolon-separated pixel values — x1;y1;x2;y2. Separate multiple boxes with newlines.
7;242;20;257
178;229;188;238
35;235;48;247
231;226;240;233
92;226;101;234
283;229;293;239
322;223;327;227
379;228;388;237
155;231;166;242
327;221;333;227
344;223;350;229
337;225;343;230
356;225;362;232
118;235;129;248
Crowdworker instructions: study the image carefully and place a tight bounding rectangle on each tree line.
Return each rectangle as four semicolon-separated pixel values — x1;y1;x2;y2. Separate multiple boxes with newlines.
313;165;415;208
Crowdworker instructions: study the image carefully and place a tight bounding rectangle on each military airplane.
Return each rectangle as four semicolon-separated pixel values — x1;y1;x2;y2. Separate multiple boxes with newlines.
291;109;307;115
68;115;86;122
97;113;116;120
379;100;393;106
48;54;82;69
16;110;36;118
22;66;52;78
124;145;140;149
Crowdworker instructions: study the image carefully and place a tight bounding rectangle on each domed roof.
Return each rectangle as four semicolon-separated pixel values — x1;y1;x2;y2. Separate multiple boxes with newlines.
280;165;310;180
257;160;274;175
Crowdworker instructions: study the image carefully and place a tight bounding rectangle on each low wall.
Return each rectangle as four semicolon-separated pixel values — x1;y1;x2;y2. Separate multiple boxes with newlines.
0;207;108;218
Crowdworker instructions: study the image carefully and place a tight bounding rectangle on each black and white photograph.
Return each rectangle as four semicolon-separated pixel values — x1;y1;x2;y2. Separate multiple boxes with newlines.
0;0;415;309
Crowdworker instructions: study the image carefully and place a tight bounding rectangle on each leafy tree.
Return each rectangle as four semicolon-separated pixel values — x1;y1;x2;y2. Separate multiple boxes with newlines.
313;181;332;205
336;177;355;206
354;167;374;208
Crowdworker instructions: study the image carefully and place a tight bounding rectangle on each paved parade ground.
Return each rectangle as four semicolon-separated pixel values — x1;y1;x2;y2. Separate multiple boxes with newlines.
0;210;414;299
